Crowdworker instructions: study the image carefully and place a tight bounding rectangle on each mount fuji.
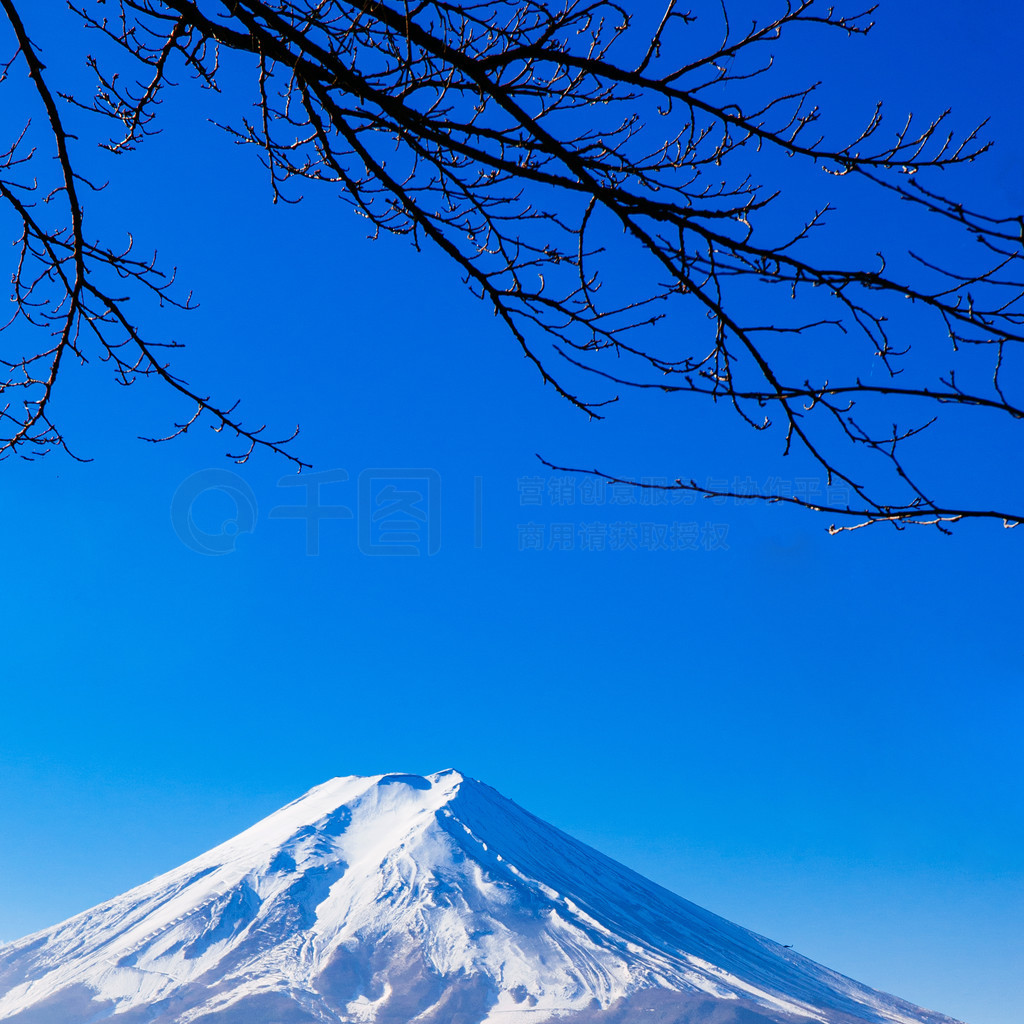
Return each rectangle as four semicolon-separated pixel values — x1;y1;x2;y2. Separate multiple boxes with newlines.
0;771;965;1024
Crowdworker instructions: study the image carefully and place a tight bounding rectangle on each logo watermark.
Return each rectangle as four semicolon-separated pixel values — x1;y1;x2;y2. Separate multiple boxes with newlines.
169;469;756;556
170;469;259;555
171;468;443;556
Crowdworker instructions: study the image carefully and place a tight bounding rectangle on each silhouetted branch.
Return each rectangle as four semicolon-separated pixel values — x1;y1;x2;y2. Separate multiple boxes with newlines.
1;0;1020;527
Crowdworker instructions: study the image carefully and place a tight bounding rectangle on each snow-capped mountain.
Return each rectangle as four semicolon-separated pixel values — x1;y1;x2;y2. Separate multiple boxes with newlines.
0;771;965;1024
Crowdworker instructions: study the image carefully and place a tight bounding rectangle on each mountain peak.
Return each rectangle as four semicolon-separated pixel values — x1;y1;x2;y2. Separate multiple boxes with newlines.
0;774;965;1024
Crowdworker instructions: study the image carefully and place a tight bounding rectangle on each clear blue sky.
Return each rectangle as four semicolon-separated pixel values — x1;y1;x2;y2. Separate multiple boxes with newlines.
0;4;1021;1024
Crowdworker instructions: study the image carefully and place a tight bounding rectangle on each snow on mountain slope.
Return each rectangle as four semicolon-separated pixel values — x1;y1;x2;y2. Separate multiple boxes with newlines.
0;771;966;1024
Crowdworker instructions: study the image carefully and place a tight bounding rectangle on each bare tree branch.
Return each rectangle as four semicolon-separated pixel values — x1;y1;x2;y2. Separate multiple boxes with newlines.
1;0;1021;528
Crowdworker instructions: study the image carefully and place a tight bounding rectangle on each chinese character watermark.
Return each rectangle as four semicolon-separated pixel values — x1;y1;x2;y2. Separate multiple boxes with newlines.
268;469;353;555
515;520;731;553
358;469;441;556
171;467;445;556
514;472;851;508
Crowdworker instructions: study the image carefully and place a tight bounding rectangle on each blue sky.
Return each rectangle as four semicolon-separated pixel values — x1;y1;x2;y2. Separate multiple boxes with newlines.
0;4;1021;1024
